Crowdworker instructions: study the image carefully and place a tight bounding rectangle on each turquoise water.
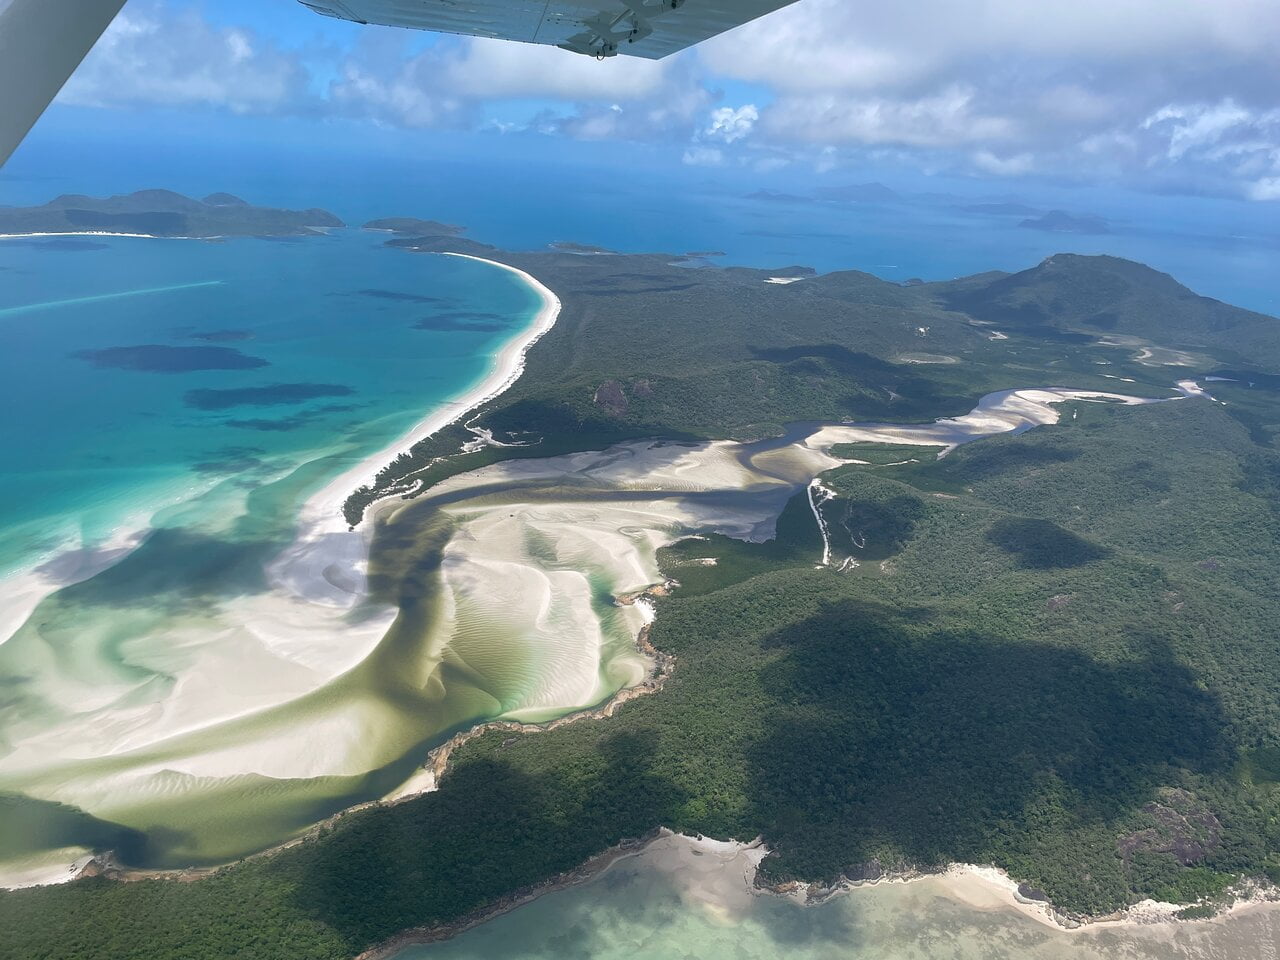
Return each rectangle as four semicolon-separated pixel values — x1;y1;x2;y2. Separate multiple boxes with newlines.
0;232;539;577
0;229;555;873
398;838;1278;960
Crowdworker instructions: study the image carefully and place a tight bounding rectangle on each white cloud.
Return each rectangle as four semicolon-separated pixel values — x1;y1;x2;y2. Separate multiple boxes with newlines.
763;86;1014;148
58;3;311;114
1138;99;1280;198
693;0;1280;197
1248;177;1280;201
1143;100;1256;160
47;0;1280;199
972;150;1035;176
442;37;668;100
703;105;757;144
326;31;474;128
682;146;724;166
701;0;1280;95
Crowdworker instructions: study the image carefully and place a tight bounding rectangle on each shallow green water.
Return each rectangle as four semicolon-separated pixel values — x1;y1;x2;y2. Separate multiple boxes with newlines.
399;837;1278;960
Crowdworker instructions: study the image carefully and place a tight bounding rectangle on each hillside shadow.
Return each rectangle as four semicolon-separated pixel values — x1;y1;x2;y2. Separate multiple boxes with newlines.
281;595;1232;948
0;794;148;863
945;440;1082;479
986;516;1111;568
748;344;971;419
286;727;687;954
745;601;1231;904
46;526;282;615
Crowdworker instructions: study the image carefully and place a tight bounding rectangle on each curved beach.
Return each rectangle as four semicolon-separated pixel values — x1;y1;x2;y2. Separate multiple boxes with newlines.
298;253;562;537
0;252;565;886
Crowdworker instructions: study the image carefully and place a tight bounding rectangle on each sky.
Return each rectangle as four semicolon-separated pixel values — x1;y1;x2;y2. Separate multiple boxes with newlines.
26;0;1280;204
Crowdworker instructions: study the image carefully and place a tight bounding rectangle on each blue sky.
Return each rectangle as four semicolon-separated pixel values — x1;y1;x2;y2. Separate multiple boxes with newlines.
18;0;1280;205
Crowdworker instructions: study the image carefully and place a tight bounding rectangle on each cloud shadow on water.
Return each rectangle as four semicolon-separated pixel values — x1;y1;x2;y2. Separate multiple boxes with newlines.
72;344;269;373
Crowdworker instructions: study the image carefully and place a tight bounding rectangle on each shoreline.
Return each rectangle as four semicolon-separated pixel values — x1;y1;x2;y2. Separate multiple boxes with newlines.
296;252;561;538
1;251;560;638
353;828;1280;960
0;230;217;240
790;860;1280;934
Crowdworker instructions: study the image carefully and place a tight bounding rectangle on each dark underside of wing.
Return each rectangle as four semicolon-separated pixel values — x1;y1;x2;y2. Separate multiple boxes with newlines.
300;0;798;59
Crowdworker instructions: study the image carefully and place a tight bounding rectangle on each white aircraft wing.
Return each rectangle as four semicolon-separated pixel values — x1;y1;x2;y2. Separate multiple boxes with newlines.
0;0;127;167
0;0;799;168
299;0;799;59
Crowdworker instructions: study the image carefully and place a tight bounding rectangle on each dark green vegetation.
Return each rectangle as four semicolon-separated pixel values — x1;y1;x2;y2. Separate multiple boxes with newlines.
935;254;1280;367
5;239;1280;958
659;489;823;597
829;441;945;464
345;242;1267;523
363;217;463;235
0;190;343;238
7;396;1280;959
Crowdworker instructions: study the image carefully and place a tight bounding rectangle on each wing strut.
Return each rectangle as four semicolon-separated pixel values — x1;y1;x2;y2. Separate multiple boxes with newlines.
560;0;685;59
0;0;126;168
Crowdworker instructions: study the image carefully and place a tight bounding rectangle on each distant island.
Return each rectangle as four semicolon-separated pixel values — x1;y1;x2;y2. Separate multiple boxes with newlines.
1019;209;1111;234
960;202;1042;216
0;190;343;238
743;189;814;204
362;217;463;236
815;181;901;203
742;182;902;205
549;241;618;255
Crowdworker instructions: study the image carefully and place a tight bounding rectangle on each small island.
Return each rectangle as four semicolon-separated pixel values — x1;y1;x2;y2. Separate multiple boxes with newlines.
362;217;464;236
548;241;618;255
1019;209;1111;234
0;190;344;238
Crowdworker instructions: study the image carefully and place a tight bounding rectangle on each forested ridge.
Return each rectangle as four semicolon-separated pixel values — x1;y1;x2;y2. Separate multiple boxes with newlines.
344;242;1264;523
4;242;1280;959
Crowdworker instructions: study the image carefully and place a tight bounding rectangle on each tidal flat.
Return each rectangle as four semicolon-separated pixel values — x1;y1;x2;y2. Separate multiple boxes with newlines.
395;833;1280;960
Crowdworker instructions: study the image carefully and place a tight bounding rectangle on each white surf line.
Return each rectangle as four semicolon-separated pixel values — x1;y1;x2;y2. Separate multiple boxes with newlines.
301;252;561;527
0;280;225;318
0;231;217;241
277;253;562;608
807;479;837;567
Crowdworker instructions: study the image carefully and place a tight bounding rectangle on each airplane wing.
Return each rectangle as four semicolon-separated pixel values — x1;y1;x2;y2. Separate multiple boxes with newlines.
0;0;127;168
299;0;799;59
0;0;799;169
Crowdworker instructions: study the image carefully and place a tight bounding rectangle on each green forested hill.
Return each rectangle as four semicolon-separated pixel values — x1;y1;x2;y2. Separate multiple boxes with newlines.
346;244;1277;522
931;254;1280;366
